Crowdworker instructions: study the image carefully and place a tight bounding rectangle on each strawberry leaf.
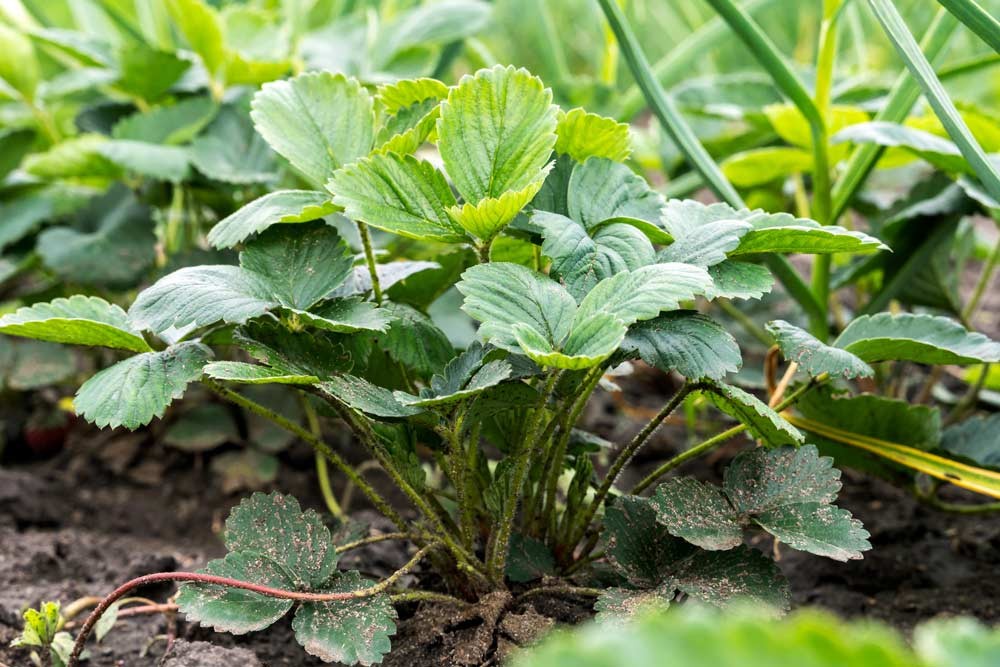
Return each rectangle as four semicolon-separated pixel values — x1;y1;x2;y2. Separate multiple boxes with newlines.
0;296;151;352
766;320;874;379
621;311;741;381
208;190;336;249
834;313;1000;365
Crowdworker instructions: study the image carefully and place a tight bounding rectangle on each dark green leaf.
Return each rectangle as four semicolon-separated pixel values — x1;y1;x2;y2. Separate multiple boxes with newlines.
766;320;873;379
622;312;741;380
834;313;1000;365
0;296;151;352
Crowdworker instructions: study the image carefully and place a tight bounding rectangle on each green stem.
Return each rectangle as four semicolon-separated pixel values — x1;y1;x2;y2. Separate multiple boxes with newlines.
487;371;561;581
335;532;419;553
567;382;695;547
357;221;383;305
301;396;345;520
203;379;404;528
716;299;772;346
962;233;1000;323
630;377;825;495
389;590;468;605
914;485;1000;515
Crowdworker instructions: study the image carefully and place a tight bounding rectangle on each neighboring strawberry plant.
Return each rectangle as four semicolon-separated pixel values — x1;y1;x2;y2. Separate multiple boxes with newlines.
5;64;1000;666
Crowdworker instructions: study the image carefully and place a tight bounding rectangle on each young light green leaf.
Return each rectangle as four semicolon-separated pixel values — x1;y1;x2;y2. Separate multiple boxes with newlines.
834;313;1000;365
447;173;549;241
555;108;631;163
437;65;557;204
115;42;191;103
129;266;274;333
703;382;803;447
225;492;339;589
239;222;354;311
23;134;122;181
208;190;336;249
292;571;396;666
721;146;813;187
0;23;39;100
75;342;211;429
167;0;227;79
568;157;666;230
176;551;295;634
377;78;450;115
766;320;874;379
251;72;375;187
0;296;151;352
457;262;577;351
622;311;742;380
28;28;114;68
328;152;466;243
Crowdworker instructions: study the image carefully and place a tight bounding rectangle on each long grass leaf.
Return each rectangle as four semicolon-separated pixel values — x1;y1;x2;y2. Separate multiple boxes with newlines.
869;0;1000;203
830;9;957;223
937;0;1000;54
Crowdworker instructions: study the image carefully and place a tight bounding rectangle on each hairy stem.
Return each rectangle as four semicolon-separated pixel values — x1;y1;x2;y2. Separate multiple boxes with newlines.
631;377;825;494
68;545;437;666
567;382;695;547
356;221;383;305
487;371;561;581
204;380;404;528
335;532;421;553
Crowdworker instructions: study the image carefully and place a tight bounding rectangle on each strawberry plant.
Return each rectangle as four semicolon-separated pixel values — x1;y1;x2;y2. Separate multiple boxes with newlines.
4;60;1000;665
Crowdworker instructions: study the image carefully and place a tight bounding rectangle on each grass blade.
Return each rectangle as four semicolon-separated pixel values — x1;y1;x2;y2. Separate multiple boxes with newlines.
615;0;781;121
830;9;957;223
596;0;824;326
937;0;1000;54
786;414;1000;499
869;0;1000;203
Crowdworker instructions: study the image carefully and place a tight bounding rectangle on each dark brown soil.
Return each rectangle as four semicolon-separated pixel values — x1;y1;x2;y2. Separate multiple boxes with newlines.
1;390;999;666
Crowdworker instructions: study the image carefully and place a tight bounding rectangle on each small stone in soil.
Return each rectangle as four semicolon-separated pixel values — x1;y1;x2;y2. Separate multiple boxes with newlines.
158;640;262;667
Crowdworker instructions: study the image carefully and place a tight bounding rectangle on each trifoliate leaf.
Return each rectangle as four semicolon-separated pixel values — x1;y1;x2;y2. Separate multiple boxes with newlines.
621;311;741;380
514;314;627;370
766;320;873;379
705;261;774;301
224;492;339;589
204;361;318;385
251;72;375;187
652;478;743;551
328;152;466;243
574;263;713;328
940;414;1000;469
506;533;556;583
834;313;1000;365
535;211;654;300
0;296;151;352
379;302;455;377
448;173;548;241
555;108;631;162
457;262;577;351
208;190;336;249
321;374;423;418
292;571;396;666
604;495;696;588
703;382;803;447
129;266;274;333
657;220;751;268
239;222;353;310
75;342;211;429
568;158;665;230
176;551;294;634
374;94;442;156
437;65;557;204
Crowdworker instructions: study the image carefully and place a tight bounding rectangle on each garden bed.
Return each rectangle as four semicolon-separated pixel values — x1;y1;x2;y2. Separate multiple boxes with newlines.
2;397;997;666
